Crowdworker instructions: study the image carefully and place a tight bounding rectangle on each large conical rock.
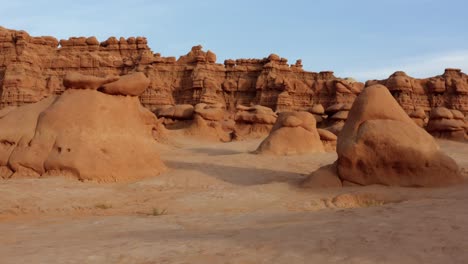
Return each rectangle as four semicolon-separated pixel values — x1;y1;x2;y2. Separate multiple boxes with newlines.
337;84;462;187
256;111;324;155
0;72;166;182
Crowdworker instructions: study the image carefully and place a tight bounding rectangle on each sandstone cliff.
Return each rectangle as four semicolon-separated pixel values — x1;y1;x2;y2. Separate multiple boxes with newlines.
0;27;362;112
366;69;468;114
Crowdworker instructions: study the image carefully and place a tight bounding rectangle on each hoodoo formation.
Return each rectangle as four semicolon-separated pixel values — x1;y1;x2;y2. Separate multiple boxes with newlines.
0;26;466;184
0;72;166;182
1;26;466;142
3;0;468;261
256;111;324;155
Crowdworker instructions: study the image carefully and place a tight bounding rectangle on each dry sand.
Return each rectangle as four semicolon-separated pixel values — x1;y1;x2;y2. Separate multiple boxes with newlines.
0;136;467;264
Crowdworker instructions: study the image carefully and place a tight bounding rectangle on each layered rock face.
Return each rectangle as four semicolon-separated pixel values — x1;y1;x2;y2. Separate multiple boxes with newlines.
0;72;166;182
336;85;462;187
0;27;363;112
367;69;468;115
427;107;467;140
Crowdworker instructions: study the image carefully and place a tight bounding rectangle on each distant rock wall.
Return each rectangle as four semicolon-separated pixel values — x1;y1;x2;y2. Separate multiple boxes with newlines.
367;69;468;114
0;27;466;115
0;27;362;112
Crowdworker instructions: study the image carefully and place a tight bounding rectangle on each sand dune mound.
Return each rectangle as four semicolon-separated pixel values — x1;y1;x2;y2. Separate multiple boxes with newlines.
256;111;324;155
336;84;462;187
0;72;166;182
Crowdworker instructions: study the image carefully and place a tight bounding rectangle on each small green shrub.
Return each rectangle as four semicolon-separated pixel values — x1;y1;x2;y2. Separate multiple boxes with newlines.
151;208;168;216
95;203;112;209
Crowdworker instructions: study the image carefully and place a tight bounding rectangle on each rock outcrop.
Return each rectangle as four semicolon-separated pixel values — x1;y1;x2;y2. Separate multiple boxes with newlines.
0;72;166;182
233;105;277;139
323;103;352;135
408;107;427;127
308;104;326;124
336;84;462;187
367;69;468;115
156;104;195;124
256;111;324;155
184;103;231;142
427;107;467;140
317;128;338;151
0;27;363;114
301;164;342;188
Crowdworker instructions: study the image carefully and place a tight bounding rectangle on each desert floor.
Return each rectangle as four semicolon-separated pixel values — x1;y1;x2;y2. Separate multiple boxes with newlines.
0;136;467;264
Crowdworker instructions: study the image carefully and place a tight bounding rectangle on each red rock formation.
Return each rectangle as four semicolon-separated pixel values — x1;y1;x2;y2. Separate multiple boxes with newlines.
367;69;468;115
233;104;278;139
427;107;467;140
0;72;166;182
255;111;324;155
336;85;462;187
0;27;362;113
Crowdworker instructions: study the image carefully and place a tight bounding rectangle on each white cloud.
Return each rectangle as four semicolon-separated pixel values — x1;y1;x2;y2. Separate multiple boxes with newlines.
342;50;468;81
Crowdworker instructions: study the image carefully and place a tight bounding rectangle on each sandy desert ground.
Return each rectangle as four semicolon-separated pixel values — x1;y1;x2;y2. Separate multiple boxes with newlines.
0;135;467;264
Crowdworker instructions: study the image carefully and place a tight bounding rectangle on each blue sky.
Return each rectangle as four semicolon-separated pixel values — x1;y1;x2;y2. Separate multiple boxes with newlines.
1;0;467;80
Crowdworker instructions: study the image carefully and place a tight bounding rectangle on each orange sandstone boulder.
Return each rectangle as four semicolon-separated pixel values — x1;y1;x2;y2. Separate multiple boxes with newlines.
317;128;337;152
427;107;466;140
63;72;119;90
157;104;194;120
233;105;278;139
185;114;231;142
256;111;324;155
409;107;427;127
336;84;462;187
100;72;150;96
194;103;225;121
0;97;57;178
302;164;342;188
0;72;166;182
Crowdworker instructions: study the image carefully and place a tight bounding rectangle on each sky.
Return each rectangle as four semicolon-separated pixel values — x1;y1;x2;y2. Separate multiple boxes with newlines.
1;0;467;81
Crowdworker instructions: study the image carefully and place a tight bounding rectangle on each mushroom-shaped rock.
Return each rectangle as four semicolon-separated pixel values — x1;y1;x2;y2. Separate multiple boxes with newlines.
268;54;280;62
206;50;217;63
325;103;344;114
235;105;277;124
427;107;466;140
157;104;194;120
430;107;454;119
100;72;150;96
310;104;325;115
337;84;462;187
318;128;338;152
63;72;119;90
85;36;99;45
194;103;224;121
330;110;349;120
309;104;326;123
2;89;166;182
256;111;324;155
409;107;427;127
233;105;278;139
185;114;231;142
